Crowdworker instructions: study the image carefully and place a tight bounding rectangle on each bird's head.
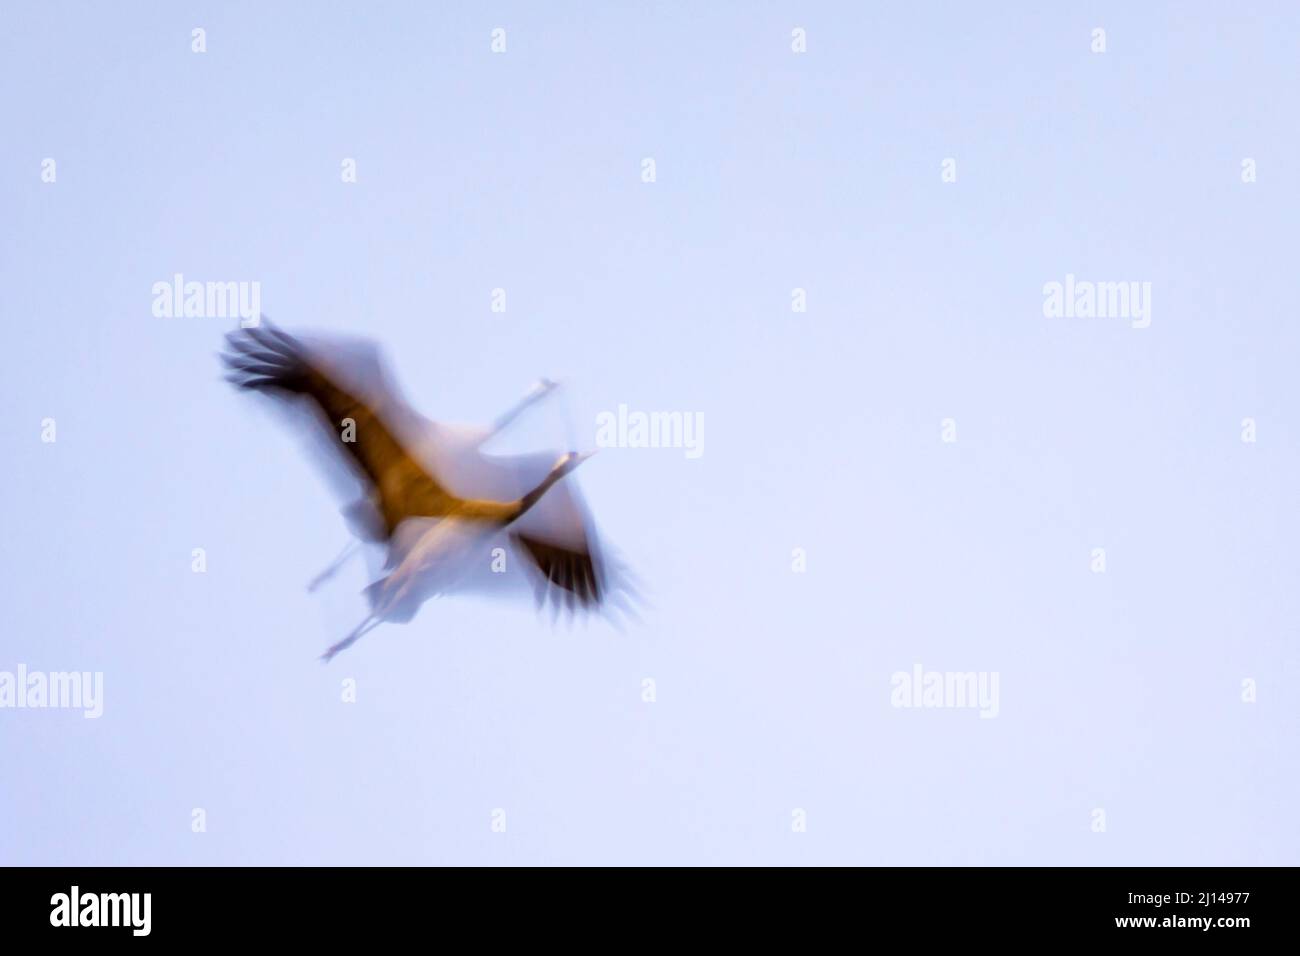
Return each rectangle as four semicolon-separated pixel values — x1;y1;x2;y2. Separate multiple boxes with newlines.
554;450;595;477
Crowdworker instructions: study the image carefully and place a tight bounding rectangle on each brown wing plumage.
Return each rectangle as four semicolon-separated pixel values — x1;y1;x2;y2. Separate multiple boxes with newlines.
222;321;459;536
510;531;603;612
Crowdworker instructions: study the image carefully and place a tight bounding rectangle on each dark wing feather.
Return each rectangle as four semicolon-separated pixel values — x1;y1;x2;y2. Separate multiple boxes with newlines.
222;320;459;536
510;531;604;612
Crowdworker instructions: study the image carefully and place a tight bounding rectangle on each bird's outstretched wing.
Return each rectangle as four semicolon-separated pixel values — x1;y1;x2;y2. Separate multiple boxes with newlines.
511;532;603;611
222;321;459;536
411;444;635;619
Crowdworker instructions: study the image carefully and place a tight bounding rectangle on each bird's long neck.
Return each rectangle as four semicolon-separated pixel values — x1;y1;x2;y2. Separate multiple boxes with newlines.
455;463;571;525
517;466;568;517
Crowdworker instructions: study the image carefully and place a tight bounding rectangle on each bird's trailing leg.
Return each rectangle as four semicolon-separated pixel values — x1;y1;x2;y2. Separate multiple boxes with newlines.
320;614;380;662
307;540;361;592
483;378;561;446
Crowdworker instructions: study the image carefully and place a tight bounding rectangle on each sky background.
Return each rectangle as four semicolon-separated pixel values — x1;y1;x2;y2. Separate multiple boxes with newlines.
2;1;1298;865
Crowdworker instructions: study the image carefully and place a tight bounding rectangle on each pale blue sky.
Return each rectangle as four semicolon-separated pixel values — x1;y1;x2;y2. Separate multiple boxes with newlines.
2;1;1298;865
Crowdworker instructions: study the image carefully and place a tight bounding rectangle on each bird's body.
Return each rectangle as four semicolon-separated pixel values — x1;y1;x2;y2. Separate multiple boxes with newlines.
221;319;629;660
378;517;492;620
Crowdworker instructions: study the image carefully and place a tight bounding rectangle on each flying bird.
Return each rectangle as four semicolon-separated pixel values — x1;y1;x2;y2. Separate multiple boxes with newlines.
221;320;629;660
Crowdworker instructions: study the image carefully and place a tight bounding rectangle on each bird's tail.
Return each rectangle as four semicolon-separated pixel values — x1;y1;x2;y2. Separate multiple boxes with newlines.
363;575;423;623
363;577;386;610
